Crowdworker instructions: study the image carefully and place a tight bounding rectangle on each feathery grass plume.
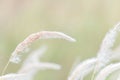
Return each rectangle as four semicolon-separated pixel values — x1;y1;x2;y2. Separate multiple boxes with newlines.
18;62;61;75
22;46;47;65
68;58;97;80
95;62;120;80
96;22;120;71
9;31;76;63
18;63;61;80
1;46;61;80
0;73;26;80
18;46;61;80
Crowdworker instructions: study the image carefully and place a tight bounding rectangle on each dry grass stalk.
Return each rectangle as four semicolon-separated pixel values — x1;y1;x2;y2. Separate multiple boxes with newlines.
68;22;120;80
90;22;120;80
1;31;75;80
68;58;97;80
19;62;61;74
96;22;120;71
21;46;47;66
1;46;61;80
9;31;76;63
18;46;61;80
95;62;120;80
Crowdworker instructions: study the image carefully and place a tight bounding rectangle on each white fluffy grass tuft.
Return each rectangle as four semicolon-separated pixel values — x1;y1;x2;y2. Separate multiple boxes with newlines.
1;31;76;80
96;22;120;71
21;46;47;65
3;22;120;80
18;46;61;80
9;31;76;63
95;62;120;80
1;46;61;80
67;22;120;80
68;58;97;80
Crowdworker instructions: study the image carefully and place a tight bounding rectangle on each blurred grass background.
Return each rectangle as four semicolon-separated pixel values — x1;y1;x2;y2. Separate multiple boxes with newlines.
0;0;120;80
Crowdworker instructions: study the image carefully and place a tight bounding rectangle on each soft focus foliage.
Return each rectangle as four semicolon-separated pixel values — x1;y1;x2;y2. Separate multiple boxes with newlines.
1;0;120;80
68;23;120;80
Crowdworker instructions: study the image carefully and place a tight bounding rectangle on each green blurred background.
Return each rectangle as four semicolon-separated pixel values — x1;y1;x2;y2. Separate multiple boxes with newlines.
0;0;120;80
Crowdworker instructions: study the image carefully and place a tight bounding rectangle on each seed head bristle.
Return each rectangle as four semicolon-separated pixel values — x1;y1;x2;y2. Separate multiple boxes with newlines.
9;31;76;63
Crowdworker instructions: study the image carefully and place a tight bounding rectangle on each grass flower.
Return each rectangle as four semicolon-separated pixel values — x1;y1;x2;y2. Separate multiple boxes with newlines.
9;31;76;63
68;58;97;80
18;46;61;80
96;22;120;71
68;22;120;80
1;31;75;80
95;62;120;80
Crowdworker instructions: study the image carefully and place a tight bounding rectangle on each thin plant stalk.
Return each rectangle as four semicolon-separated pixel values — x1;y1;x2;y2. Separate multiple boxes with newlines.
1;60;10;80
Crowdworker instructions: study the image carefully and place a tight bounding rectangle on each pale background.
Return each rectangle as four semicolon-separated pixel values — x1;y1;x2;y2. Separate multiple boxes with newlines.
0;0;120;80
